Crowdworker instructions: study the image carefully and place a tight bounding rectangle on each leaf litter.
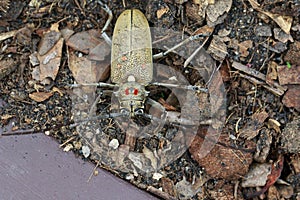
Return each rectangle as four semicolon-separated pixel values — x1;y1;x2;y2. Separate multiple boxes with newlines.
0;0;300;199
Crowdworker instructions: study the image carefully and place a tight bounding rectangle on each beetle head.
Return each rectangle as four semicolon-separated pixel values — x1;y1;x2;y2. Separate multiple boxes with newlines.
114;75;148;117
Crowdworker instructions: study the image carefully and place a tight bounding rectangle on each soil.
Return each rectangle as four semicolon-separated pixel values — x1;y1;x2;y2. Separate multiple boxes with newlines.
0;0;299;199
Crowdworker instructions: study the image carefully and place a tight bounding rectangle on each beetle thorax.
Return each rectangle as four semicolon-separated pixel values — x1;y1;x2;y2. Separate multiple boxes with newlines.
115;75;148;117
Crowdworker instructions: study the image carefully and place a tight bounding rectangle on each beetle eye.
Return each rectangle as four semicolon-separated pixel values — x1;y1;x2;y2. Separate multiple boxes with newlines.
125;88;129;95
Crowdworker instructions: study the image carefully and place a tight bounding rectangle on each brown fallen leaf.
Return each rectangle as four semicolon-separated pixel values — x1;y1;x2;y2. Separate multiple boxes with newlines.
68;48;110;85
189;128;255;180
38;23;61;56
238;40;253;57
282;85;300;112
266;61;278;85
37;38;64;83
238;110;269;140
66;30;102;54
277;65;300;85
29;91;53;102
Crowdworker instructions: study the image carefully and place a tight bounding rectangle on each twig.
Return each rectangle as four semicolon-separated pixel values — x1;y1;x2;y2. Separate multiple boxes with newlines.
232;61;287;96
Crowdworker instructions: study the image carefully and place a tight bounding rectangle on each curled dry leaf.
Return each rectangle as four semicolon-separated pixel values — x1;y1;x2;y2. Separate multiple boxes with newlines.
38;23;61;56
238;110;269;140
32;22;63;84
266;61;278;85
248;0;293;34
29;91;53;102
37;38;63;82
156;7;169;19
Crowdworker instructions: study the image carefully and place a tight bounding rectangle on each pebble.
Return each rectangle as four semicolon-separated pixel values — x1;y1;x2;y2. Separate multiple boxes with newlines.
82;145;91;158
255;25;272;37
108;138;119;149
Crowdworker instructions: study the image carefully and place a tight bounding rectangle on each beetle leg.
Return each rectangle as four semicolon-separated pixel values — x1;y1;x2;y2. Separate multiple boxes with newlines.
152;33;209;59
97;1;113;46
69;82;116;88
150;82;208;92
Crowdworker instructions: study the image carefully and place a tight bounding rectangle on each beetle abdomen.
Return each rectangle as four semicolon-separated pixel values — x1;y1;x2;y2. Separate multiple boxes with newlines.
111;9;153;84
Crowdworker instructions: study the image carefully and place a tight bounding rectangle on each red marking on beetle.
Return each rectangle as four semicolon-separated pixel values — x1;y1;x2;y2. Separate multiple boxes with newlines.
125;88;129;95
134;88;138;95
117;64;122;68
141;64;146;69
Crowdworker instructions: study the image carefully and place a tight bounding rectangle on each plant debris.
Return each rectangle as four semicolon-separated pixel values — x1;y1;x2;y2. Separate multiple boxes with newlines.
0;0;300;199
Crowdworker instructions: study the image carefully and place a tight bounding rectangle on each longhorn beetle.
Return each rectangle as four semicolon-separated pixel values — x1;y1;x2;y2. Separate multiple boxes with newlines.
72;7;208;120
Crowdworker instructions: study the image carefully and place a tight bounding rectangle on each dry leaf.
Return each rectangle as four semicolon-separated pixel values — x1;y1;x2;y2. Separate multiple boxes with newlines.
266;61;278;85
248;0;293;33
242;163;272;187
1;114;15;120
156;7;169;19
29;91;53;102
206;0;232;23
189;130;254;180
282;85;300;111
66;30;102;54
277;65;300;85
239;110;269;139
36;38;64;83
0;30;17;41
238;40;253;57
207;35;227;61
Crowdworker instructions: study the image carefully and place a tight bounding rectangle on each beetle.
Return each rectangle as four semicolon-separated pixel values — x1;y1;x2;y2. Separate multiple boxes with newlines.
74;8;208;120
111;9;153;117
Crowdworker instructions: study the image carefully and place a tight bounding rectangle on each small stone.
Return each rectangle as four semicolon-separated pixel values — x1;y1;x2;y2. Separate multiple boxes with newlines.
125;173;134;180
108;139;119;150
63;144;73;152
82;145;91;158
152;172;163;180
254;25;272;37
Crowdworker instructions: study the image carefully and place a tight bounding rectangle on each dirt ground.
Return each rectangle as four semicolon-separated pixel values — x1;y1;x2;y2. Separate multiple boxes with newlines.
0;0;299;199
